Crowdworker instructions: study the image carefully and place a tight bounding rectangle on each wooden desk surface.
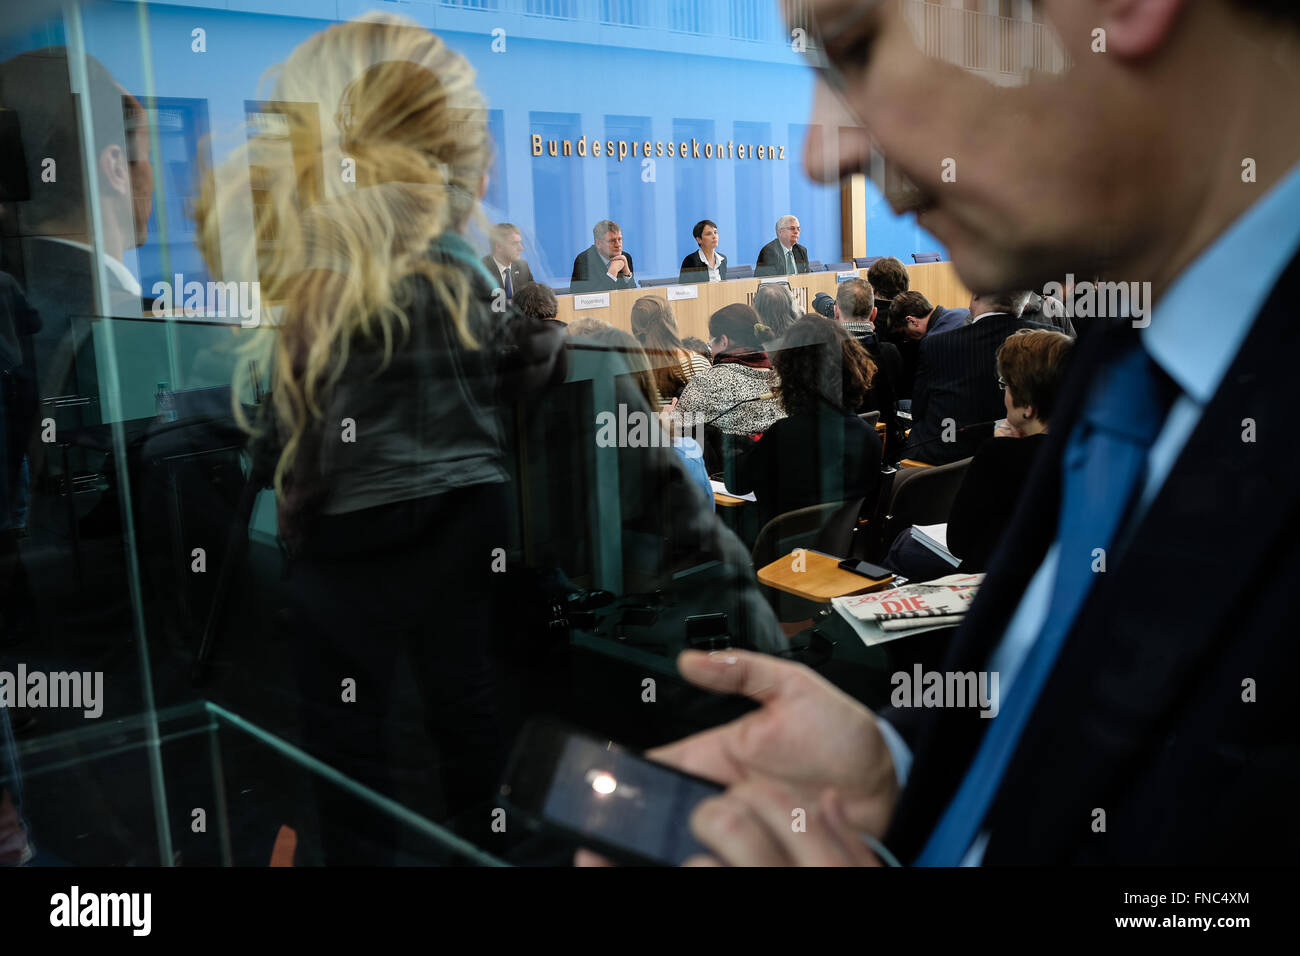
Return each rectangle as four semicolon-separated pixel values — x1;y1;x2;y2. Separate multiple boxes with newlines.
713;491;749;508
554;262;970;342
757;549;894;603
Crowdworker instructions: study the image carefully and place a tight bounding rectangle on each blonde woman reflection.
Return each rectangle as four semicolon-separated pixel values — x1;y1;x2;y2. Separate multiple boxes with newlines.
195;14;563;863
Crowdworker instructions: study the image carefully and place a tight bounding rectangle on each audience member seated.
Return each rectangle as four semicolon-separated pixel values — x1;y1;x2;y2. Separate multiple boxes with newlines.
630;296;710;404
884;328;1074;580
678;219;728;284
676;303;783;473
754;214;810;276
753;282;800;341
570;219;636;293
513;281;560;325
572;324;712;509
867;255;909;333
729;314;883;536
903;289;1049;465
481;221;533;300
682;336;712;364
888;290;971;399
830;277;904;460
566;316;614;337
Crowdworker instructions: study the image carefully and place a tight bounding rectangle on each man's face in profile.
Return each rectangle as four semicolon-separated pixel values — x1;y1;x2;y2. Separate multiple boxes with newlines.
800;0;1160;293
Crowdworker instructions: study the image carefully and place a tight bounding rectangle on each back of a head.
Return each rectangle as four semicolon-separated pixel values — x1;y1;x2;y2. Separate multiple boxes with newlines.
709;302;771;350
867;256;909;301
752;283;798;337
513;281;556;321
996;328;1075;423
773;314;876;415
835;277;875;320
574;323;658;408
975;289;1033;318
629;296;683;351
566;316;613;337
194;13;494;500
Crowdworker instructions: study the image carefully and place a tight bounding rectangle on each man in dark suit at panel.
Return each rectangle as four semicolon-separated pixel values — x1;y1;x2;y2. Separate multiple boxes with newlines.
904;290;1046;464
595;0;1300;867
570;219;635;294
754;215;810;277
480;222;533;301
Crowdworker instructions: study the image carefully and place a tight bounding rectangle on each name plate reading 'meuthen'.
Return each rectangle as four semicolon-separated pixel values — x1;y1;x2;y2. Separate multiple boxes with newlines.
573;292;610;310
666;285;699;301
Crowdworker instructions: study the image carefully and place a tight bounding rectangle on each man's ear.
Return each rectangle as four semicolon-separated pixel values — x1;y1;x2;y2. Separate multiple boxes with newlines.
869;305;877;326
1098;0;1188;59
99;144;131;198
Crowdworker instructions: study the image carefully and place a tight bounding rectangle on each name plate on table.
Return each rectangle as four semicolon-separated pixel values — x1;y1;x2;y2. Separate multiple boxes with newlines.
758;276;791;285
573;292;610;310
836;271;858;281
666;284;699;301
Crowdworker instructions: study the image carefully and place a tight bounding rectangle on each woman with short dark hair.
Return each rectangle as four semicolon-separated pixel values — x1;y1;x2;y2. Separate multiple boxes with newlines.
678;219;727;283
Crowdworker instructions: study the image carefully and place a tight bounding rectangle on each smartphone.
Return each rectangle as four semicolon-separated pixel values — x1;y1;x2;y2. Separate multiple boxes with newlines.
838;558;893;580
498;719;724;866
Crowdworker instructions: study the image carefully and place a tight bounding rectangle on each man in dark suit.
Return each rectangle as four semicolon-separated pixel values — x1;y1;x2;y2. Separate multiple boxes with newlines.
903;291;1044;464
888;291;971;398
830;277;906;460
582;0;1300;868
480;222;533;301
570;219;635;294
754;215;810;277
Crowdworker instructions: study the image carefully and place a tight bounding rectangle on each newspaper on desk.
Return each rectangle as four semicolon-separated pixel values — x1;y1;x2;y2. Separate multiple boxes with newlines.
831;573;983;646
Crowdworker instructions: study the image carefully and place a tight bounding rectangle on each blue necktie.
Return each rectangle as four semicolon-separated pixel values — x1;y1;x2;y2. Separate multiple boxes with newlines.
504;267;514;300
915;340;1178;865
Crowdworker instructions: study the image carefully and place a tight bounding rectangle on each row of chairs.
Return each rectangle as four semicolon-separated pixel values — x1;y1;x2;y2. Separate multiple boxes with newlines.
553;252;944;294
750;449;973;571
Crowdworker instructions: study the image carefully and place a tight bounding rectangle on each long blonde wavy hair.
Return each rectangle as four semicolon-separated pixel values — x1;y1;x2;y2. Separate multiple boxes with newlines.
194;12;493;502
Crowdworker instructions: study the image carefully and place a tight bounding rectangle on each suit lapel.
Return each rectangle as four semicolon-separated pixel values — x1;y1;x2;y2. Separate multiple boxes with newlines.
984;251;1300;862
884;319;1132;860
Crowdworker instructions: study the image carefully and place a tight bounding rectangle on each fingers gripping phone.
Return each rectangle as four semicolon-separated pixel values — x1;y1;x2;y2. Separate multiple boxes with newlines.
499;719;724;866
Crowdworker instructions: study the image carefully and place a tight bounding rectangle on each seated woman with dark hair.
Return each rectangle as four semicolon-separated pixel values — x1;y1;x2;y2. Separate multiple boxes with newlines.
885;327;1075;579
728;314;884;534
678;219;727;284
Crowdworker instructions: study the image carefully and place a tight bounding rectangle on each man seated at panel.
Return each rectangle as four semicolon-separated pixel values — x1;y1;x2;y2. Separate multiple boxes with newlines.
571;219;636;294
755;215;810;277
481;221;534;301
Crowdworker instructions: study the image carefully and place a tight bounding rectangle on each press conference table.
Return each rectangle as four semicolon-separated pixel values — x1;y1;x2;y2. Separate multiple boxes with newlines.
553;261;971;341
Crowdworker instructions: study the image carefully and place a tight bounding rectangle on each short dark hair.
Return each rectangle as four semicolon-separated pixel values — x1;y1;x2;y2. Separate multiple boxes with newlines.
692;219;717;241
513;281;557;320
888;290;933;332
996;328;1074;423
835;277;875;320
773;314;876;416
867;256;909;301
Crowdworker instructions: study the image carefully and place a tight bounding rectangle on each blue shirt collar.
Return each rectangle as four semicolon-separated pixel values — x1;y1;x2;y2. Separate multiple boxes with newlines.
1144;159;1300;403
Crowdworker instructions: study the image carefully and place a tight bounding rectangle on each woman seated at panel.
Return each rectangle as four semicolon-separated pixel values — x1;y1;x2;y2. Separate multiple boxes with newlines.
630;296;710;406
728;314;883;534
677;219;727;284
675;303;784;473
884;327;1075;579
